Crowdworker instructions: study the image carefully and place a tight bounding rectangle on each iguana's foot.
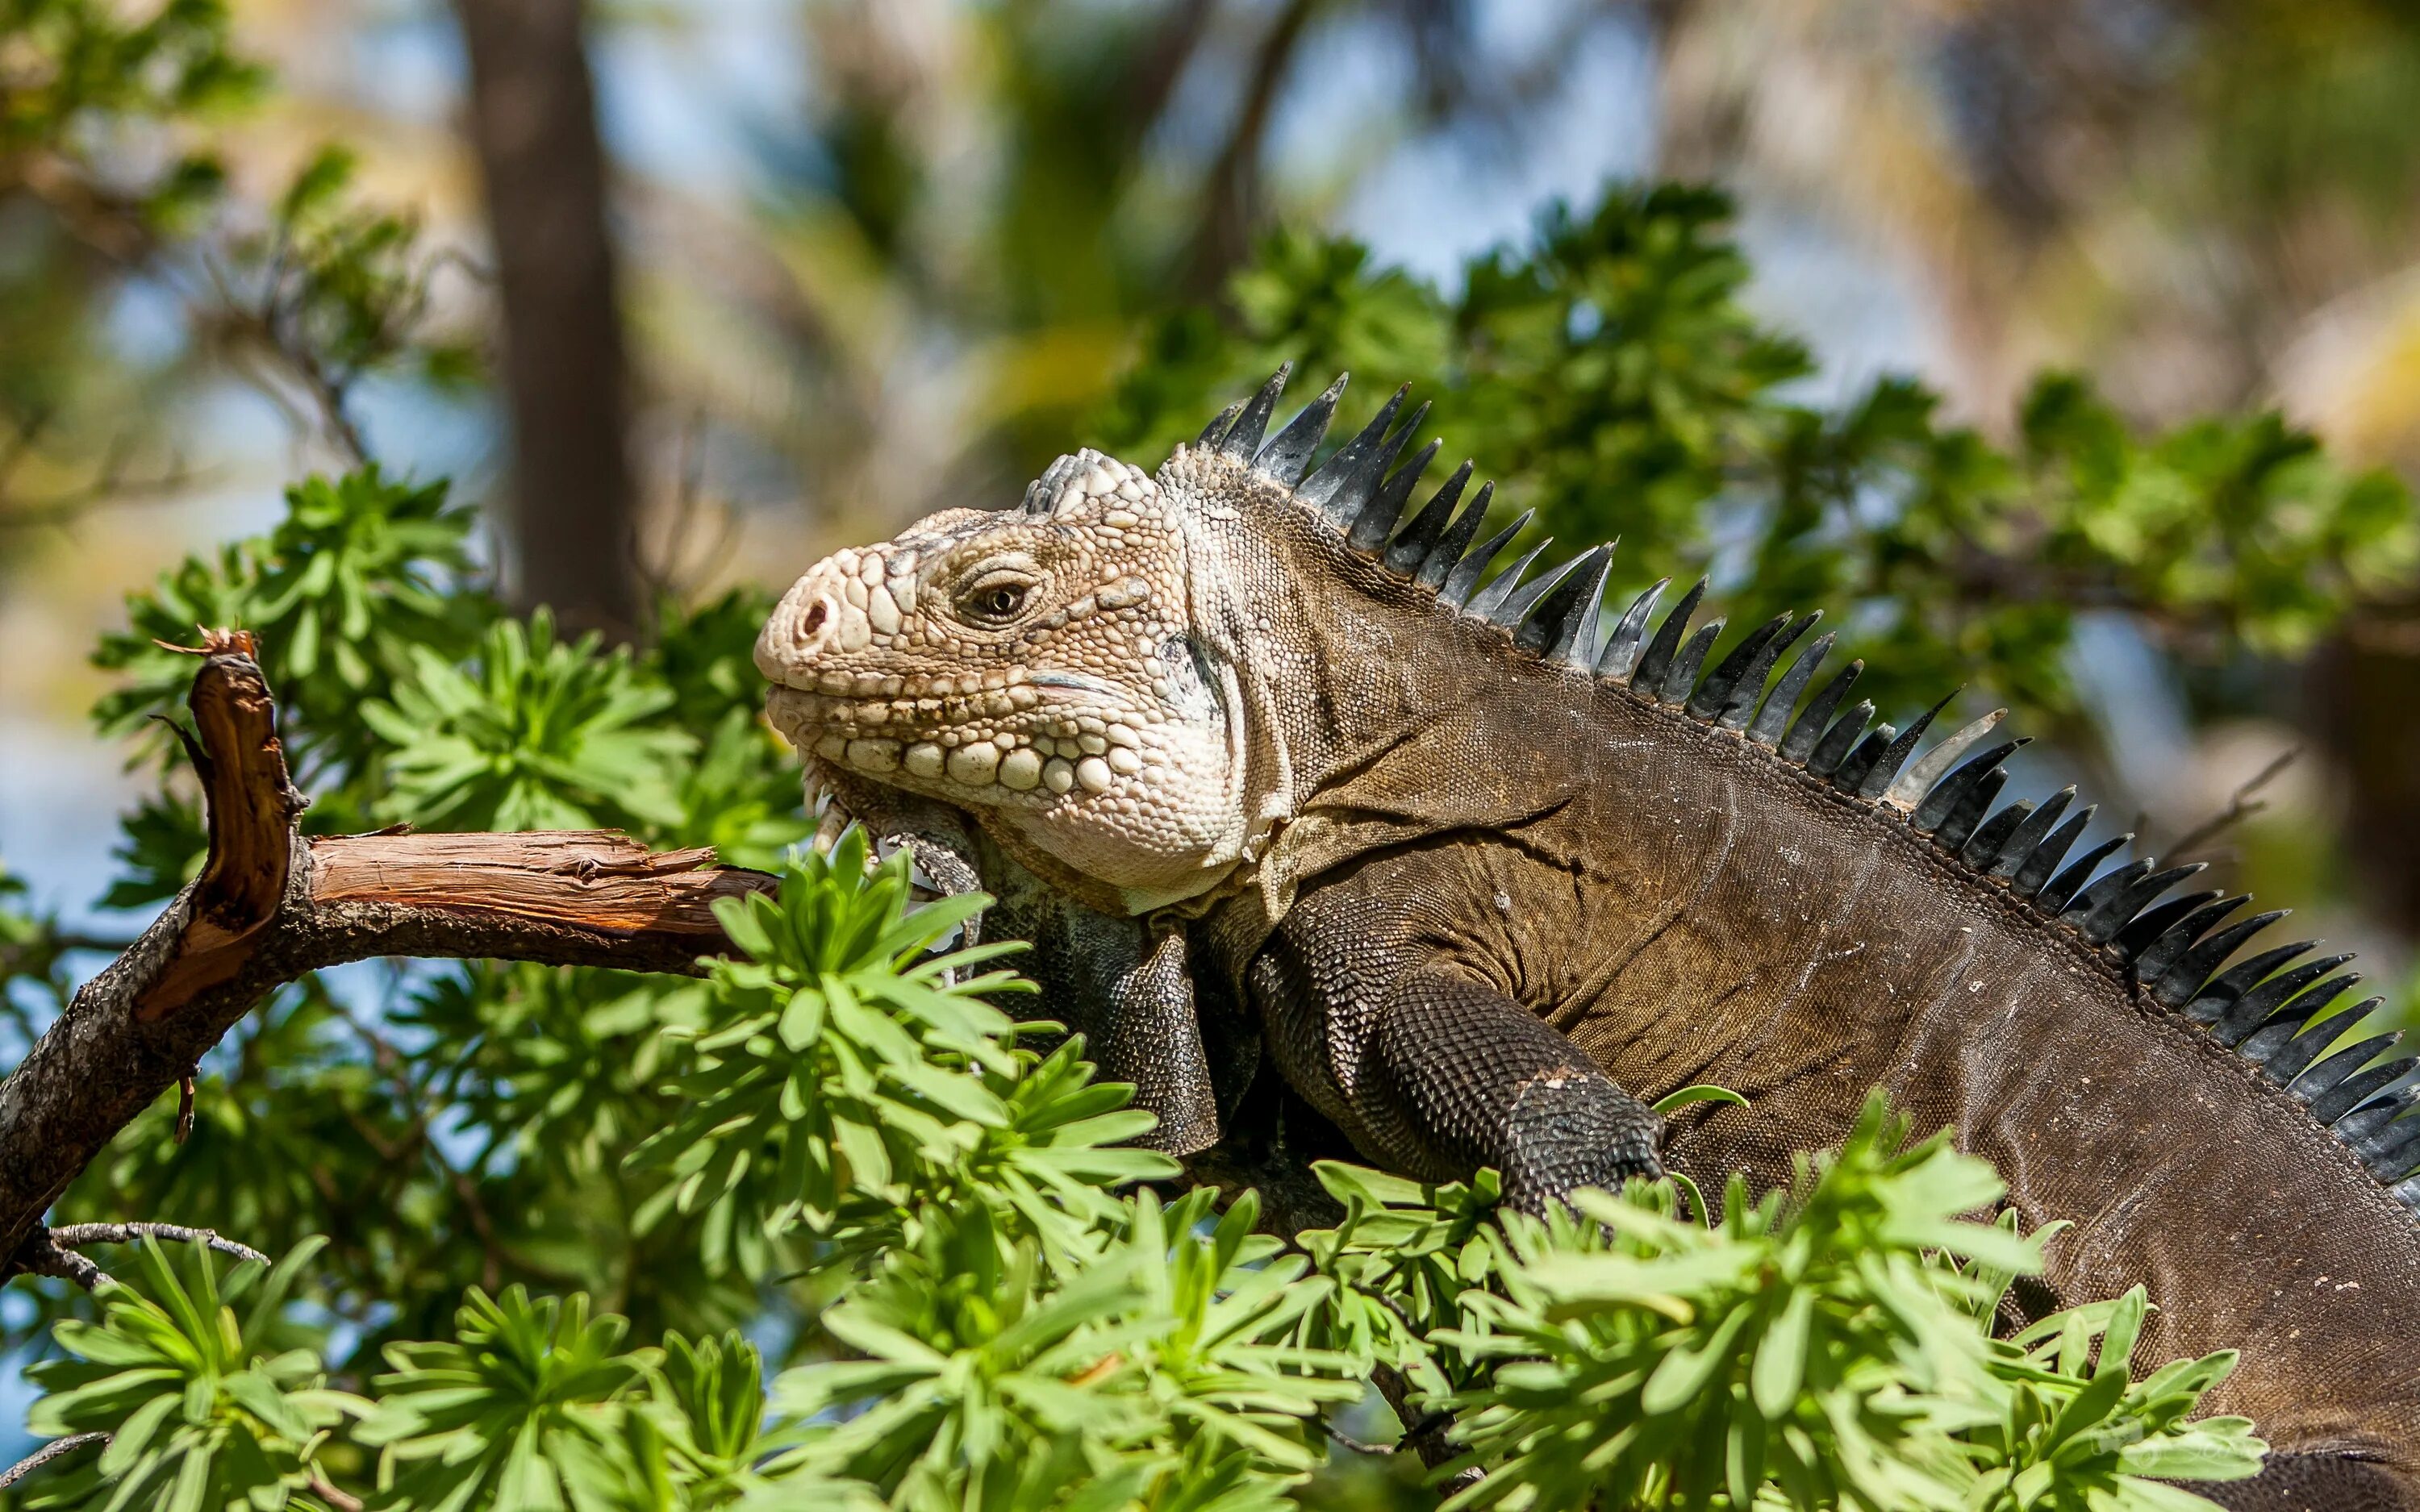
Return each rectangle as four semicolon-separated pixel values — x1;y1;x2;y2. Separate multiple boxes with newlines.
2188;1452;2417;1512
1496;1061;1665;1211
1370;960;1665;1210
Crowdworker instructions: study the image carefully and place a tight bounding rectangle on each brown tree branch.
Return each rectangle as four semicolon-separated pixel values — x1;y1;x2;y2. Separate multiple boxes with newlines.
0;630;774;1267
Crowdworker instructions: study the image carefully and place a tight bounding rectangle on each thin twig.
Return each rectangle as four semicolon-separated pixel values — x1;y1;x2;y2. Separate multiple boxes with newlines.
1321;1418;1397;1456
331;1002;524;1293
48;1222;270;1267
0;1432;108;1489
308;1469;365;1512
2167;745;2301;860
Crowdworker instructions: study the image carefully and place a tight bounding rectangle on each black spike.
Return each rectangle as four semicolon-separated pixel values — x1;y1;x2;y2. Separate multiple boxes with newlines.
2112;890;2220;962
1309;396;1424;528
2010;805;2097;900
1350;437;1441;554
1528;547;1617;665
1500;549;1598;638
1252;370;1343;481
2127;893;2245;985
1297;385;1412;519
1913;741;2024;834
2147;911;2289;1008
1780;660;1863;765
2332;1085;2414;1148
2268;994;2385;1085
1935;772;2012;854
1658;620;1725;706
1717;614;1821;731
2178;939;2319;1023
2062;861;2159;934
2295;1034;2407;1121
1598;579;1670;683
1197;399;1245;449
1386;460;1473;576
1951;792;2026;865
1988;788;2075;882
1830;723;1897;791
1807;700;1876;778
1224;364;1294;459
1631;577;1709;694
1415;481;1492;591
1747;633;1834;748
2070;862;2205;948
1853;694;1954;801
2364;1120;2420;1181
2038;835;2132;914
1466;539;1555;621
1438;509;1532;609
1690;614;1792;722
2317;1056;2418;1127
2208;955;2355;1044
2354;1109;2420;1178
2240;977;2367;1075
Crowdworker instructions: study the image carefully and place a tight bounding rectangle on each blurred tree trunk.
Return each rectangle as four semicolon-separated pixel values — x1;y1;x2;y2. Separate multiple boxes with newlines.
454;0;640;643
2320;629;2420;935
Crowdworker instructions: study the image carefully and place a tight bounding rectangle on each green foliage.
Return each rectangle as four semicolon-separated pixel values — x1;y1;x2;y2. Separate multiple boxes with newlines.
767;1192;1357;1510
259;146;481;401
1296;1106;2263;1512
20;1237;354;1512
362;611;693;833
357;1288;652;1511
1428;1102;2262;1509
93;469;491;777
0;865;76;1029
6;843;2266;1511
1095;186;2418;726
2014;377;2418;656
632;835;1170;1275
0;0;259;220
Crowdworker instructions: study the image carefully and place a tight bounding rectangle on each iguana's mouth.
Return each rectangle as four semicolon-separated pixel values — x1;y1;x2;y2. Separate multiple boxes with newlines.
766;681;1143;798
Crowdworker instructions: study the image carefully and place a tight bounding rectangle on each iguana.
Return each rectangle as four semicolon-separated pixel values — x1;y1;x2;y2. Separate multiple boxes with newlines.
754;367;2420;1507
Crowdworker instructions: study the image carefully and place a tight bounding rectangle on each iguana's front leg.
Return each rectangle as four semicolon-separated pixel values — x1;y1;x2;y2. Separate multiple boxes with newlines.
1246;881;1664;1210
807;762;1234;1156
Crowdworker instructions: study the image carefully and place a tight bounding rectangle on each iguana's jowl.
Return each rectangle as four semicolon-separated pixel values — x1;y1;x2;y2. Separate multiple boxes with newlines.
762;368;2420;1506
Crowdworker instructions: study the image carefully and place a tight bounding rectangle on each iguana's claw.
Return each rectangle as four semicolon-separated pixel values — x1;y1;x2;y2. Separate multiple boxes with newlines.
805;760;990;948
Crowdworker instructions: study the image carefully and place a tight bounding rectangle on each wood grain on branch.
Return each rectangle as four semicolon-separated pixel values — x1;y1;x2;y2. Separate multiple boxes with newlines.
0;630;774;1265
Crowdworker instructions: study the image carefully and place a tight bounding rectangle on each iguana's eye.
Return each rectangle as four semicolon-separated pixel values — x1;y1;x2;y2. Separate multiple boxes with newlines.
960;572;1036;626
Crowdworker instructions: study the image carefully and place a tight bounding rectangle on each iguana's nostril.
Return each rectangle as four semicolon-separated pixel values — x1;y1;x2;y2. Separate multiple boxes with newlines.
801;599;829;639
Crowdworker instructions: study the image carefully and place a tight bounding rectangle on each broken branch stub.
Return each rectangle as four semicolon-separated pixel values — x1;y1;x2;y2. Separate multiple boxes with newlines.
0;630;776;1265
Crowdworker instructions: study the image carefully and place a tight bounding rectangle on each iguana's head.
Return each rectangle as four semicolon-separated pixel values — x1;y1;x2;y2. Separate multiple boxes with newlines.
757;447;1250;906
759;366;1517;914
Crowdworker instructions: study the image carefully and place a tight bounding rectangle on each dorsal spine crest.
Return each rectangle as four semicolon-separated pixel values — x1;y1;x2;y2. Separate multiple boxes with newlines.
1175;365;2420;1211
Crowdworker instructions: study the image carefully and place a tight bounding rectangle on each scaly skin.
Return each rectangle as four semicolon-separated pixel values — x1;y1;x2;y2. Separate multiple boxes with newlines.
757;385;2420;1505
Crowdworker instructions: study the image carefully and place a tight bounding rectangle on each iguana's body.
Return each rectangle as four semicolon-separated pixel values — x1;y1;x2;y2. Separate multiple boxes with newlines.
757;370;2420;1506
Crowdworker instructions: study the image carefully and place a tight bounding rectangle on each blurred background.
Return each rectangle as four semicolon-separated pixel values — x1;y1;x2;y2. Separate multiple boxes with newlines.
6;0;2420;1482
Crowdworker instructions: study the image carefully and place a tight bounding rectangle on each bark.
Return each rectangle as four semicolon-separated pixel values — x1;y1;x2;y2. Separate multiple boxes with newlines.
454;0;641;642
0;631;771;1266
